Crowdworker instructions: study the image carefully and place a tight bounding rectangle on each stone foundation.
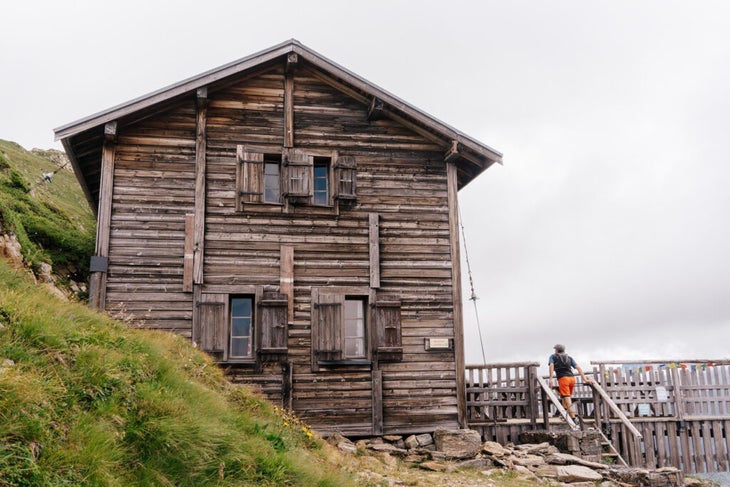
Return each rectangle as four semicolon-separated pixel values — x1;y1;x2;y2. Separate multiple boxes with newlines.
519;429;603;463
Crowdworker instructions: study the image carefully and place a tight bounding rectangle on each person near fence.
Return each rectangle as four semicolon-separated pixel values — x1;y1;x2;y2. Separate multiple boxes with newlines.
548;344;593;422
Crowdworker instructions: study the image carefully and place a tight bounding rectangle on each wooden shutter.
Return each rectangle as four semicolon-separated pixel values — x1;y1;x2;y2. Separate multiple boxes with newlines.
286;149;312;199
334;155;357;200
236;146;264;208
313;292;344;361
373;298;402;361
198;293;228;361
257;292;288;354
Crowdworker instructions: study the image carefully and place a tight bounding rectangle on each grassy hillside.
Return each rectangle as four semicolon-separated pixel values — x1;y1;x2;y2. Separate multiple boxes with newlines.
0;259;354;486
0;140;95;291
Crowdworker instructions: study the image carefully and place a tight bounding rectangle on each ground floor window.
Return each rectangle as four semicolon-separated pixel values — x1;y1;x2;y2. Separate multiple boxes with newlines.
230;296;253;359
344;298;366;359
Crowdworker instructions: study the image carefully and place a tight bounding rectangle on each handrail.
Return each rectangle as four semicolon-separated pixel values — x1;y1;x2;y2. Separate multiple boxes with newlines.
535;376;579;430
589;381;643;439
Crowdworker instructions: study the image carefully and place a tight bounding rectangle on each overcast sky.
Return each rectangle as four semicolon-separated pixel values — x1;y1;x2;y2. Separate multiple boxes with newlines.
2;1;729;372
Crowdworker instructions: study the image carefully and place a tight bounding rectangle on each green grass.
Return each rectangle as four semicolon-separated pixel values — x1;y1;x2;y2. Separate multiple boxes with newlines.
0;259;354;486
0;140;95;288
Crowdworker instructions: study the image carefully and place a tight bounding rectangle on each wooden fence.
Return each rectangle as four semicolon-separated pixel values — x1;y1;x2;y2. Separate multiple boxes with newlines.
465;360;730;474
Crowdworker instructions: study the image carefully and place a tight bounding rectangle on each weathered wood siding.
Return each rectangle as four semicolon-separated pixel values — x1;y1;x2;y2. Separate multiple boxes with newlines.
209;65;459;434
100;62;461;435
105;101;197;334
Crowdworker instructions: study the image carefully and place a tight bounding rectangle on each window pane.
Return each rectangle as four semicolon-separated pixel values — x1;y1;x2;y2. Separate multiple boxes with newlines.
232;317;251;337
313;162;328;206
231;298;251;317
231;337;251;357
344;299;365;358
264;161;280;203
230;297;253;358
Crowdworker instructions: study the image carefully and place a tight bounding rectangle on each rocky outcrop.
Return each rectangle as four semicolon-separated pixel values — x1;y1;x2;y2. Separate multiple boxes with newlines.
328;429;688;486
0;233;23;267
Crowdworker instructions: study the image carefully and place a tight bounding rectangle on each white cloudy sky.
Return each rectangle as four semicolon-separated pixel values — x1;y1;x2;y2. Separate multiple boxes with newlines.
2;1;729;372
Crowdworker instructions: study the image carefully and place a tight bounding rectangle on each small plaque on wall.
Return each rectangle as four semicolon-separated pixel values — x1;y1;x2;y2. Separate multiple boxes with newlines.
425;338;452;351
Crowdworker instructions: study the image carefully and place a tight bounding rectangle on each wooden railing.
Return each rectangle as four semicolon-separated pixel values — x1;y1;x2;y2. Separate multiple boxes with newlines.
465;362;539;428
465;360;730;473
592;360;730;420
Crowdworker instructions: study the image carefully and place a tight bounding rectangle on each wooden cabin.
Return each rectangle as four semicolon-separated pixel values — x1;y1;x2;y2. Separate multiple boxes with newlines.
54;40;502;436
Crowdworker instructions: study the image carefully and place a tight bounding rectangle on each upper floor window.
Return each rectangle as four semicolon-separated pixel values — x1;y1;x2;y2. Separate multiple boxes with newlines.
237;145;356;210
263;155;282;203
313;157;330;206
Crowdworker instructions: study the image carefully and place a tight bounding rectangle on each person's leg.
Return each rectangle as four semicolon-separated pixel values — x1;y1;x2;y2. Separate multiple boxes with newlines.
558;376;577;418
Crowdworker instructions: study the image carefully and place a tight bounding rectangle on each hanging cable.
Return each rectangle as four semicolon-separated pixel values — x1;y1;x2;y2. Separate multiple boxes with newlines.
458;205;487;366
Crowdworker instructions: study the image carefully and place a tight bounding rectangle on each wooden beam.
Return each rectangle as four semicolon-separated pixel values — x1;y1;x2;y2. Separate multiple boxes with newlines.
89;130;116;310
444;140;460;163
372;369;384;435
183;214;194;292
284;73;294;148
367;97;385;121
369;213;380;289
286;52;298;73
280;245;294;322
104;120;117;142
447;162;467;427
193;88;208;284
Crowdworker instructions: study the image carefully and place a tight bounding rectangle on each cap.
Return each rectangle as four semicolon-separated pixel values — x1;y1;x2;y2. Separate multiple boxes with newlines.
553;344;565;353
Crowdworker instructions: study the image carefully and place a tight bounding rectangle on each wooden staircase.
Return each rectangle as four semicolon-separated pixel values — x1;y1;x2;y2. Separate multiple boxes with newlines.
536;377;640;467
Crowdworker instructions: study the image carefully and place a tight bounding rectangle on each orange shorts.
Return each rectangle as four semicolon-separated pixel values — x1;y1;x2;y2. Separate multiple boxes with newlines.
557;376;576;397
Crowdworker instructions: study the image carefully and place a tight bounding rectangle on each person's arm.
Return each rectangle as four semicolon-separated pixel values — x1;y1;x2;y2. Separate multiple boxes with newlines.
549;363;555;388
575;365;593;384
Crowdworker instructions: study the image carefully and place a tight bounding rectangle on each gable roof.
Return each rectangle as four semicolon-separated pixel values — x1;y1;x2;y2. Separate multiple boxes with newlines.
55;39;502;210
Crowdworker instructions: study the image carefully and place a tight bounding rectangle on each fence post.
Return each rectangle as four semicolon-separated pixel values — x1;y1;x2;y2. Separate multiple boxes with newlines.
527;364;537;429
671;366;685;420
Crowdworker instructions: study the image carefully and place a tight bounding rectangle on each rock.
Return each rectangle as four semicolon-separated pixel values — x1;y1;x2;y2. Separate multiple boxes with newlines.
532;465;559;478
482;440;507;457
38;262;54;283
419;461;448;472
555;465;603;482
454;458;493;469
404;435;419;449
415;433;433;447
518;442;556;455
382;435;402;442
374;451;398;467
337;441;357;454
433;428;482;459
402;453;428;464
546;451;609;470
511;454;545;467
0;233;23;266
367;443;408;457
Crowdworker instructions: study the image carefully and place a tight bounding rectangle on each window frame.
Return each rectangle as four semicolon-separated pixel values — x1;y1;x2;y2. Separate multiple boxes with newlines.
195;287;289;365
343;297;367;359
312;156;331;206
237;145;350;211
262;155;283;204
311;287;373;371
229;295;255;360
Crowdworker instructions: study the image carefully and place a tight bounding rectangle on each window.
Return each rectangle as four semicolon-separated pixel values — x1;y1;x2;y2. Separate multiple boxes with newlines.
237;145;356;209
311;289;402;369
195;290;288;363
230;296;253;359
344;298;366;358
263;155;282;203
313;157;330;206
